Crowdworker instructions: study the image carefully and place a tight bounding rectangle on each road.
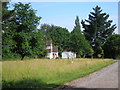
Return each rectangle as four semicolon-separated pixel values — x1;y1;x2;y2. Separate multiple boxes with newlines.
58;61;118;89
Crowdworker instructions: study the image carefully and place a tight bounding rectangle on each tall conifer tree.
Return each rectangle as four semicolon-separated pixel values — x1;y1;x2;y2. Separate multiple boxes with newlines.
81;5;116;57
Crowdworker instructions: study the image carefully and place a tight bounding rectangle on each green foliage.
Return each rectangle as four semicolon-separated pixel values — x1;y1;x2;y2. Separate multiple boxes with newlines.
12;2;41;32
30;30;47;58
2;2;46;60
2;34;19;60
40;24;52;40
70;16;94;57
50;26;70;56
2;2;17;60
2;2;15;36
12;2;44;60
41;24;70;57
103;34;120;59
81;5;117;57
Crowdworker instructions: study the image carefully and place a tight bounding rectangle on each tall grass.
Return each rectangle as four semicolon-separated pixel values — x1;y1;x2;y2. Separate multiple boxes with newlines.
2;58;115;88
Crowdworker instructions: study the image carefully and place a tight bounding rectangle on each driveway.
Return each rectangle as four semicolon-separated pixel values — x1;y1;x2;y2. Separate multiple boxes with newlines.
58;61;118;89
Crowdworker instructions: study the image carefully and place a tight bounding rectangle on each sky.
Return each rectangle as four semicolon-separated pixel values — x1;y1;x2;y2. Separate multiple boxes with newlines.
9;1;118;33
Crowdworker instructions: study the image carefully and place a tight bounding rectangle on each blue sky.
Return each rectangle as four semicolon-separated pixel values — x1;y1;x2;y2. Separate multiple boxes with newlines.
9;2;118;33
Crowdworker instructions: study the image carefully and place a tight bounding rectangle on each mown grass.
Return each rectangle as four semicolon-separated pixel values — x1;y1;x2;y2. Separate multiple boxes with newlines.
2;58;115;88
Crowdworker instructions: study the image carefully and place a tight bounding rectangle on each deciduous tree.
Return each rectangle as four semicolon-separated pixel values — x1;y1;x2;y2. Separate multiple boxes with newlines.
70;16;94;58
41;24;70;57
2;2;16;59
3;2;46;60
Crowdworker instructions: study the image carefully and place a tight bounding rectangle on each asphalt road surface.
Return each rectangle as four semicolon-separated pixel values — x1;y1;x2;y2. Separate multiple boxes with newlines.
59;61;118;89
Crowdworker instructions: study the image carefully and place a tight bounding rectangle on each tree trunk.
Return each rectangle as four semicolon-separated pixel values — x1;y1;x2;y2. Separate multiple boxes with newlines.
21;54;25;60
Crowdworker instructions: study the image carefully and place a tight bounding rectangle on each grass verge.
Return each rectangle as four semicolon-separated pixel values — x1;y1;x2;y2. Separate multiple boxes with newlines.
2;58;116;88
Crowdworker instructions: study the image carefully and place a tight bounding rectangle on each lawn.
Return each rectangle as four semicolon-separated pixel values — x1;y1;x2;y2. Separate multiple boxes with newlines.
2;58;115;88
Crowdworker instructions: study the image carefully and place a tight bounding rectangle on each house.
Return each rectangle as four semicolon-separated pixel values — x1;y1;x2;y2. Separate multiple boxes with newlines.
46;40;58;59
62;51;76;59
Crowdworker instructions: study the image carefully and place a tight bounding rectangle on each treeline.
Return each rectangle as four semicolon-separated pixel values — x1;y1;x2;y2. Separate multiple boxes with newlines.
2;2;120;60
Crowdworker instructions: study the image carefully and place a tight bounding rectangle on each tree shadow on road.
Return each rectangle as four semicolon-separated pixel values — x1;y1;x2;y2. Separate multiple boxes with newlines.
56;85;118;90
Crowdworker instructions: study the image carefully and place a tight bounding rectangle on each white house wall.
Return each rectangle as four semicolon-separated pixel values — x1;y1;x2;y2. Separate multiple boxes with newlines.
46;52;53;59
46;52;58;59
62;51;76;59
